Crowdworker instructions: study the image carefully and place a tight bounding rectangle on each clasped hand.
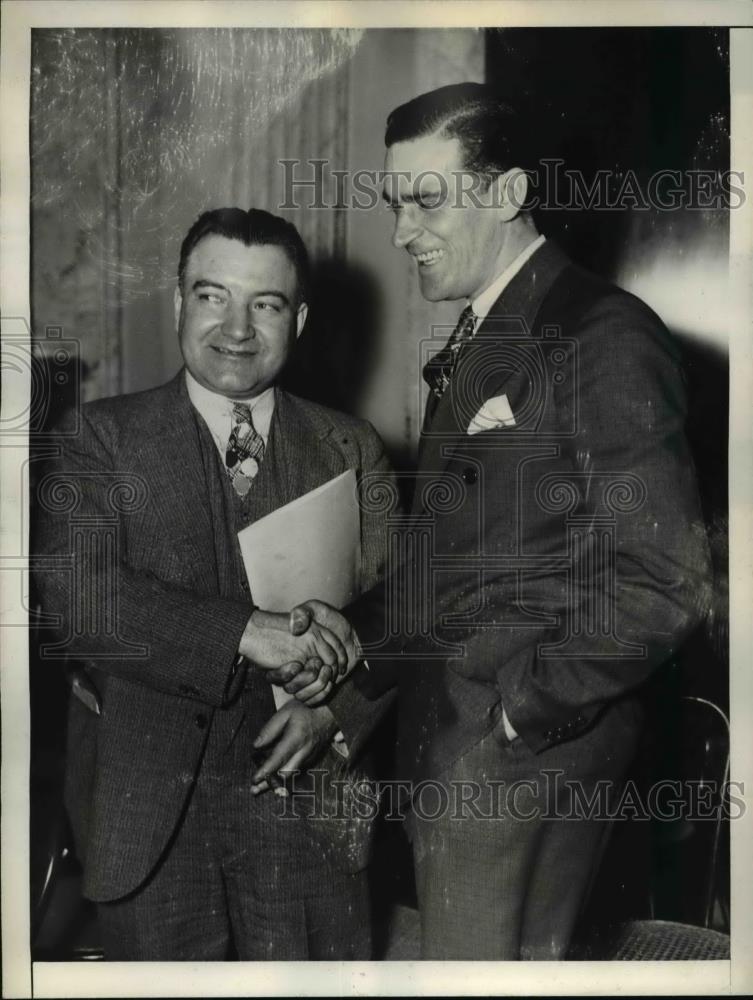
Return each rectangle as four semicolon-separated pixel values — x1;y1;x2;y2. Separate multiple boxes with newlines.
240;601;357;706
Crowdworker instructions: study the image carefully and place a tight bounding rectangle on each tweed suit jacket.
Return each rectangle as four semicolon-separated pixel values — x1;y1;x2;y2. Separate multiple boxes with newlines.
33;371;392;901
332;241;711;782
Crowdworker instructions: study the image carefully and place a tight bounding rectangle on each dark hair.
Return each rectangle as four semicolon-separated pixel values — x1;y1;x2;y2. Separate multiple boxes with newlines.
178;207;310;301
385;82;527;183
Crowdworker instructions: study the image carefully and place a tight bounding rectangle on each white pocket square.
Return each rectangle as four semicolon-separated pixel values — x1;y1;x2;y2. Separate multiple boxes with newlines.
467;394;516;435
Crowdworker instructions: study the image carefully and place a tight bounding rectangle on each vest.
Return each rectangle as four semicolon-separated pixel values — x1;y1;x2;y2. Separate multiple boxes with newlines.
192;405;291;773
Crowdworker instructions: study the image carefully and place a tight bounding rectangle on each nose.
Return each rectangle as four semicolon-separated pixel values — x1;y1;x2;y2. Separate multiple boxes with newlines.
225;301;254;340
392;204;422;249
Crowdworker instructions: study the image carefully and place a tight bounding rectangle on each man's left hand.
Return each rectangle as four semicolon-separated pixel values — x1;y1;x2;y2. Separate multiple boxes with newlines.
250;701;338;794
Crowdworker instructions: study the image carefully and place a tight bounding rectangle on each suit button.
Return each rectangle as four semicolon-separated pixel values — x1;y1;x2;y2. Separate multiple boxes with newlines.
195;713;208;730
461;467;478;485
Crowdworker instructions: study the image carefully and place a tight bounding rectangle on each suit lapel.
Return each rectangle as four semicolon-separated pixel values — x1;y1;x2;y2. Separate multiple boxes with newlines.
138;384;348;585
266;389;346;507
415;376;466;482
137;372;219;584
413;241;571;513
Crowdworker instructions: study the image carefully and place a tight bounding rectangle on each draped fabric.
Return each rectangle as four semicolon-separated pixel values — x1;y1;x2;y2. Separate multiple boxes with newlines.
31;28;362;400
30;28;484;457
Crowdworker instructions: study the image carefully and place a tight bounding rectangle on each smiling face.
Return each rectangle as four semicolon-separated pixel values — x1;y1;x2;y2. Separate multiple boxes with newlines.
383;132;509;303
174;235;307;399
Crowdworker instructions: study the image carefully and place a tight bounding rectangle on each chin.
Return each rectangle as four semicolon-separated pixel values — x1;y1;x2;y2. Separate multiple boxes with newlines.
418;270;465;303
417;277;448;302
204;378;251;398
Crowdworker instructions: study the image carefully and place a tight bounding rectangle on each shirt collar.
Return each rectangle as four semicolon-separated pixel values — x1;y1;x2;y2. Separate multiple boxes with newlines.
471;234;546;325
184;369;275;452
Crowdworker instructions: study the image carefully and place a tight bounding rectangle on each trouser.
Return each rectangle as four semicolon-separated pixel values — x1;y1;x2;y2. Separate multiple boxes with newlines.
410;700;641;960
96;694;371;960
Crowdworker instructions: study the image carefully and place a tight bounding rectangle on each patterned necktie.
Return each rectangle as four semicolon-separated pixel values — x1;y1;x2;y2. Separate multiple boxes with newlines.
225;402;265;497
422;304;477;402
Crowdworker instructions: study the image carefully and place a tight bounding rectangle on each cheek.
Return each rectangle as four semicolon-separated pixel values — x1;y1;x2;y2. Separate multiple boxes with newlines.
181;326;219;366
265;325;296;354
182;310;210;338
182;326;206;351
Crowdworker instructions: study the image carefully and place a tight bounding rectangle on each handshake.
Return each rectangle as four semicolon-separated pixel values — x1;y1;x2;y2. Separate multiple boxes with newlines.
239;599;358;707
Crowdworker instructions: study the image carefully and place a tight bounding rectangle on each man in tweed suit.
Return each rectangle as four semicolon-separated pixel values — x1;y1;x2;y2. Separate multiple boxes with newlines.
280;84;711;959
33;208;391;960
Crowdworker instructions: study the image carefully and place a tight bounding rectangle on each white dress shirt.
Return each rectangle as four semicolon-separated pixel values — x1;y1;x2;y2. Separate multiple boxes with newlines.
470;234;546;329
185;370;275;456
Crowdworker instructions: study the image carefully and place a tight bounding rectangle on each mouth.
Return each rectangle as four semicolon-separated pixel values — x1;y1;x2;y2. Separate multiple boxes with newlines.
212;346;256;358
412;249;445;268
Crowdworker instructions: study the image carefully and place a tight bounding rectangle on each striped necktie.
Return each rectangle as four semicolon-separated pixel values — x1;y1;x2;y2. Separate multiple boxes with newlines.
225;402;265;497
422;304;477;401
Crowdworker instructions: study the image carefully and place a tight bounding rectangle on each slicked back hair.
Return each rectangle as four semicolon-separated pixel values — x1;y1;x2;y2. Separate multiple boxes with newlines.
178;207;310;302
385;82;527;186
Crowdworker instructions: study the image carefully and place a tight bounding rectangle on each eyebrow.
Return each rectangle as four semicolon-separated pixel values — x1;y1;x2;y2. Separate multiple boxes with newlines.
191;279;229;294
381;187;443;206
253;290;290;305
190;281;290;306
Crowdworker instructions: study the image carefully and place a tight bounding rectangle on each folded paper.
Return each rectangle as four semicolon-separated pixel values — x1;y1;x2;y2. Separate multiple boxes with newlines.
237;469;361;708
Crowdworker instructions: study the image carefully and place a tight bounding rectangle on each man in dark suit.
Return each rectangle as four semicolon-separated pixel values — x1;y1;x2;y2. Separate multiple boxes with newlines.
275;84;711;959
33;207;392;960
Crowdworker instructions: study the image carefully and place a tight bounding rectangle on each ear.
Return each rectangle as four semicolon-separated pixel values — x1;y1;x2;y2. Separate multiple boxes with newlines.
497;167;528;223
173;285;183;333
295;301;308;339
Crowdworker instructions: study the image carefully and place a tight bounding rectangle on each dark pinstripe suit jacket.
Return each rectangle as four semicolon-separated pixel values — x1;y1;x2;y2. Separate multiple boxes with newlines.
34;372;392;901
332;241;712;783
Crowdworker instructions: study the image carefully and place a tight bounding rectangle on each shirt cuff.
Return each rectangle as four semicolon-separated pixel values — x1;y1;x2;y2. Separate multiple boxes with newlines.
501;706;519;742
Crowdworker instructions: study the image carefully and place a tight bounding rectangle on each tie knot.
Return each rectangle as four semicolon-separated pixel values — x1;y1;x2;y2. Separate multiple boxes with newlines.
454;305;476;344
232;402;254;426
